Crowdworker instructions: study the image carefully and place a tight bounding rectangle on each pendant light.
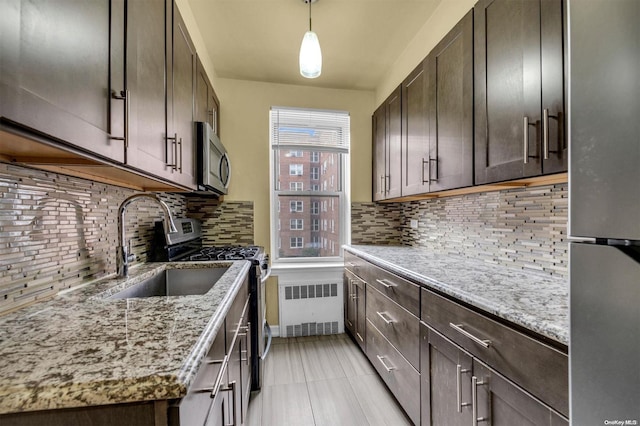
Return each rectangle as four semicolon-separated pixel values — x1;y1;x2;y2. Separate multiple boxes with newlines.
299;0;322;79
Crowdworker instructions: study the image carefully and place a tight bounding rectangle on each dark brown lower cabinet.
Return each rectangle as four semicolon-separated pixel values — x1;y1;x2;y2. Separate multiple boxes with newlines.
421;323;472;426
344;269;366;349
421;323;568;426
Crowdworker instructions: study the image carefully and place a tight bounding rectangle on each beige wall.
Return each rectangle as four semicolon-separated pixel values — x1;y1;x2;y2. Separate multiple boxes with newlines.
375;0;477;105
214;78;374;250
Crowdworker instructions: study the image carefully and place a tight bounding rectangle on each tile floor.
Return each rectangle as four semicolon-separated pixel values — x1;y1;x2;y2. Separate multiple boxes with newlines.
245;333;412;426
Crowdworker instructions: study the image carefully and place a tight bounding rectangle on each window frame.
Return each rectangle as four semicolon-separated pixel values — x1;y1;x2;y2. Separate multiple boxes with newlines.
269;107;351;264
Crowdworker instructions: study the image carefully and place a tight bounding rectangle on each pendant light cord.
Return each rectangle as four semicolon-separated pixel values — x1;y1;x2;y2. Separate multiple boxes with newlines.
309;0;312;31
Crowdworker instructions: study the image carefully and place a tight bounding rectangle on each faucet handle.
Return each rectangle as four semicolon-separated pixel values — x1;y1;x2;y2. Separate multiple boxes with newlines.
127;239;136;263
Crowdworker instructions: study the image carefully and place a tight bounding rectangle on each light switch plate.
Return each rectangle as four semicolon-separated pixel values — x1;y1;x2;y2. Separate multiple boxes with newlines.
410;219;418;229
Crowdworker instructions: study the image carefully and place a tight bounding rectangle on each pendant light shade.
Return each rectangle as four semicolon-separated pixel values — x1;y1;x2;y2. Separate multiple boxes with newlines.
299;31;322;78
299;0;322;78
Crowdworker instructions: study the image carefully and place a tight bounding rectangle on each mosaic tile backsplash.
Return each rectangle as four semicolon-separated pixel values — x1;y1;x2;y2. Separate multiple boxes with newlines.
0;163;254;315
352;183;568;278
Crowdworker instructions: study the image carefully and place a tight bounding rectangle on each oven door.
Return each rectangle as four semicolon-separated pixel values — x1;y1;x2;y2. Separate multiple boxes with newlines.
197;121;230;195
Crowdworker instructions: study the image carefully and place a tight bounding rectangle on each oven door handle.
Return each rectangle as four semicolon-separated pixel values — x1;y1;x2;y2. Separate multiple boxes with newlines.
260;267;272;283
261;321;273;360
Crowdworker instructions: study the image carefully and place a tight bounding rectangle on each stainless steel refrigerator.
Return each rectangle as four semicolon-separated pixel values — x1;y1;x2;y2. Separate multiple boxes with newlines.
569;0;640;424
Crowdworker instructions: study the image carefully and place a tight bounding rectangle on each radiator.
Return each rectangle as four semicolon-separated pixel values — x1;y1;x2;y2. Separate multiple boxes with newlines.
277;268;344;338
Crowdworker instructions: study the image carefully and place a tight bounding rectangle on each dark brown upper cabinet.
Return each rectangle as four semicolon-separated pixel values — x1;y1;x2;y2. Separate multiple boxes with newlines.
0;0;124;163
474;0;567;185
372;103;387;201
167;3;197;188
372;86;402;201
0;0;203;191
401;60;429;197
195;57;221;136
427;10;474;192
124;0;175;182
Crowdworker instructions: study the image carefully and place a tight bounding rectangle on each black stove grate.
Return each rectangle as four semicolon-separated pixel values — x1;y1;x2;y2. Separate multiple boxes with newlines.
189;245;262;261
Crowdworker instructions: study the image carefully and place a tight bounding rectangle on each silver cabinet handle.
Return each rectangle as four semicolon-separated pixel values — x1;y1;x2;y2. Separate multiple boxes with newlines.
523;116;530;164
543;108;550;160
178;136;183;172
472;376;488;426
376;355;396;372
220;380;237;426
209;354;229;399
167;133;178;170
456;364;471;413
429;157;438;181
449;323;491;348
346;262;356;267
376;311;395;325
110;90;129;149
376;279;397;289
380;175;385;194
422;158;429;184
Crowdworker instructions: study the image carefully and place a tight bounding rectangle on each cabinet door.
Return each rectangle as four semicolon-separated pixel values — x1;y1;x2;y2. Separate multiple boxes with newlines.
473;359;568;426
125;0;172;178
540;0;567;174
428;10;474;192
386;87;402;199
401;60;429;196
195;57;221;136
239;307;252;424
474;0;542;184
195;56;210;125
0;0;124;162
421;324;473;426
372;104;386;201
353;277;366;349
344;271;357;335
209;88;220;136
167;4;197;189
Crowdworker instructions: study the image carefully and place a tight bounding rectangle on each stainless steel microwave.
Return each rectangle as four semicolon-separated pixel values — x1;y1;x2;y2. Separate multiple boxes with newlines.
196;121;230;195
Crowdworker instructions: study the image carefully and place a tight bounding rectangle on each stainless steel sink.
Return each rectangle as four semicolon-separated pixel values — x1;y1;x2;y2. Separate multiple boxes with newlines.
109;267;228;299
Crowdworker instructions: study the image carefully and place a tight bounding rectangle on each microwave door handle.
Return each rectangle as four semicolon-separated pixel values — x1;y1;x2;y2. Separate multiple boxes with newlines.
221;153;231;188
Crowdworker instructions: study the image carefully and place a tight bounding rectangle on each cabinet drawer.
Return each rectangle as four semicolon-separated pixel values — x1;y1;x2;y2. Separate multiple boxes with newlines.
173;326;226;426
364;262;420;317
366;319;420;425
366;284;419;369
344;251;367;280
421;288;568;417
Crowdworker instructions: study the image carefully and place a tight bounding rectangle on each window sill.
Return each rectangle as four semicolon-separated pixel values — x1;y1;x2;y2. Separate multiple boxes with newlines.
271;261;344;272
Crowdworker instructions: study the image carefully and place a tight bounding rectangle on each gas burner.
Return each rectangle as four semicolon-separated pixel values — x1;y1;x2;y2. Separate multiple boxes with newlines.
189;245;261;261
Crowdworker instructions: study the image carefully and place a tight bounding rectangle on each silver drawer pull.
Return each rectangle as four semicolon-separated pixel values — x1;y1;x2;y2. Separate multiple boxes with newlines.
449;323;491;348
456;364;471;413
472;376;489;426
376;311;395;325
376;355;396;372
376;278;397;289
346;262;356;267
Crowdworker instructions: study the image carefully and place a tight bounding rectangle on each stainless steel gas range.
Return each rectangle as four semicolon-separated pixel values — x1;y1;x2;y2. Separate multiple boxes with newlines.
150;218;272;391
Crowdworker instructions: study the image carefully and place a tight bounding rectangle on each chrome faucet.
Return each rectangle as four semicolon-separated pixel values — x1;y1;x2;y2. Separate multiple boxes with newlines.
117;193;178;278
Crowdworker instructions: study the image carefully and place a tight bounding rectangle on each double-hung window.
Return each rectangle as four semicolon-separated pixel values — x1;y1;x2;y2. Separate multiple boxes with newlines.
270;107;350;261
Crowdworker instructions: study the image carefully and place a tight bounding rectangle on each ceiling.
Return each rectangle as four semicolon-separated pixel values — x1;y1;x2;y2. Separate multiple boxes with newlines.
187;0;443;91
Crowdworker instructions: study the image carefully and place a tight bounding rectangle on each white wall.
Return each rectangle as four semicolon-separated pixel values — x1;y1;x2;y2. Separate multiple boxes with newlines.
375;0;477;105
214;78;374;250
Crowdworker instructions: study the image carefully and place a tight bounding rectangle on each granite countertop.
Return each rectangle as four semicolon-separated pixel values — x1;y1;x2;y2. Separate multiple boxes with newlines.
344;245;568;346
0;260;251;415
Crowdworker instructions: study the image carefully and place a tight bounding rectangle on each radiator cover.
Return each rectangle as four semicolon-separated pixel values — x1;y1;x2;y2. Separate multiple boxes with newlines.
276;267;344;338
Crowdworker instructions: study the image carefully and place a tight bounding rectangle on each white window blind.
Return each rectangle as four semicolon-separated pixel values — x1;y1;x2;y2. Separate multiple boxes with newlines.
270;107;350;153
